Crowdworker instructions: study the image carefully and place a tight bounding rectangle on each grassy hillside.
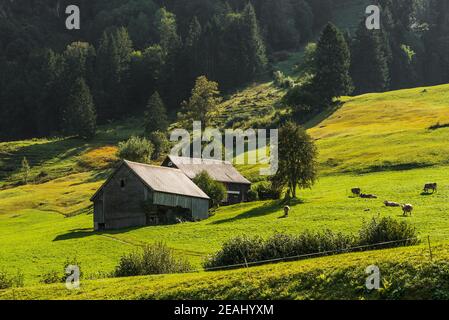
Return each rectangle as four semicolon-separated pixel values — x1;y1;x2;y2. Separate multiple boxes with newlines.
1;83;449;298
1;163;449;286
312;85;449;174
1;244;447;300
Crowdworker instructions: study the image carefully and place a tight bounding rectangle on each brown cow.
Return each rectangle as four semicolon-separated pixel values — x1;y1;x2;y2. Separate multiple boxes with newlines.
351;188;361;196
384;201;401;207
402;204;414;216
360;193;378;199
423;183;437;194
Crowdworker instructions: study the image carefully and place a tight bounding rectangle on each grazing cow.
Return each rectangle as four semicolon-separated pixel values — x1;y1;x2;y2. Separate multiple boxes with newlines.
402;204;414;216
283;206;290;217
384;201;401;207
423;183;437;194
351;188;361;196
360;193;378;199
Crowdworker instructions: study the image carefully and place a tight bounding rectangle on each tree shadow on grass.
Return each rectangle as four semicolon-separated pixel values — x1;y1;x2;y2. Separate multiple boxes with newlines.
52;226;142;242
210;198;304;225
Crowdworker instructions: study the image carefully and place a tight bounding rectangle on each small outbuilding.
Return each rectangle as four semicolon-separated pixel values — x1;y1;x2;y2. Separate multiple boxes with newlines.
91;160;210;231
162;155;251;205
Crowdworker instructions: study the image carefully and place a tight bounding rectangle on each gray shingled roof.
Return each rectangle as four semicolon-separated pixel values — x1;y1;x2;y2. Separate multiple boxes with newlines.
91;160;210;201
165;156;251;185
124;160;210;199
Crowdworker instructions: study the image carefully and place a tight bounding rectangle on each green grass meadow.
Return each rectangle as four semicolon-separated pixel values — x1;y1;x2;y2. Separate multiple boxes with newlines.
1;83;449;299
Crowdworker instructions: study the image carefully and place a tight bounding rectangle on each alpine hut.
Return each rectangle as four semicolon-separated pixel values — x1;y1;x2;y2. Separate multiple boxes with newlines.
91;160;210;230
162;155;251;205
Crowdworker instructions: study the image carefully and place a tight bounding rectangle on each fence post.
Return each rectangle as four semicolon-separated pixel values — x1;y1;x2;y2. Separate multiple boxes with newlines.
427;235;433;261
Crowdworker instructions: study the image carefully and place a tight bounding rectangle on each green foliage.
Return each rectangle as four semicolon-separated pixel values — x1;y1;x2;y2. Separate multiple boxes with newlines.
205;217;419;269
253;181;282;200
272;122;318;198
144;92;169;135
117;136;154;163
95;27;133;120
0;269;24;289
350;19;390;94
39;270;61;285
179;76;222;127
148;131;170;160
204;236;265;269
114;242;192;277
359;217;420;248
273;71;295;89
61;78;96;140
299;42;317;75
21;157;30;185
154;8;181;54
204;230;356;269
247;189;259;202
193;171;227;208
313;23;353;101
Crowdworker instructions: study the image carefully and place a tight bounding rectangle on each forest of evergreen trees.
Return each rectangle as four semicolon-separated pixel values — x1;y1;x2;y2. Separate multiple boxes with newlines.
0;0;448;140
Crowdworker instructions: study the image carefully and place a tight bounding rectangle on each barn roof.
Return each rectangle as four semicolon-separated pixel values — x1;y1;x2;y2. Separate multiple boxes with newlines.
91;160;210;201
164;155;251;185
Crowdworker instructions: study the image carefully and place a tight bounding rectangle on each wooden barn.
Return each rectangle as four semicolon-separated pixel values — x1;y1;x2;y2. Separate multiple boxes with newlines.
91;160;210;231
162;155;251;205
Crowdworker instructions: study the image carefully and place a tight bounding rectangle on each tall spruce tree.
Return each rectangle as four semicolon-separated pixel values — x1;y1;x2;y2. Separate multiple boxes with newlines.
144;92;169;135
313;23;353;101
61;78;96;140
350;20;390;94
95;27;133;121
241;3;268;79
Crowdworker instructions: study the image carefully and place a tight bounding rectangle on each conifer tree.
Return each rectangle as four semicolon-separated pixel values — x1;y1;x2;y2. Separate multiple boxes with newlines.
62;78;96;140
350;19;390;94
144;92;169;135
313;23;353;101
95;27;133;120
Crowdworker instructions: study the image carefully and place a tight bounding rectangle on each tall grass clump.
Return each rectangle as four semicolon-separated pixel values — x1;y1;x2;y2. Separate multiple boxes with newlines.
359;216;419;248
0;269;24;289
114;242;192;277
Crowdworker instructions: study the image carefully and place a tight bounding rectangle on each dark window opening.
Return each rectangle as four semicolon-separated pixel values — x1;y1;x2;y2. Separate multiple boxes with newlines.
120;179;125;189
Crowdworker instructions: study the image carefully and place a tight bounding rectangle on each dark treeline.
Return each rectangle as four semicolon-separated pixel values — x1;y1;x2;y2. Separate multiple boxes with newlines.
285;0;449;124
1;0;448;141
350;0;449;94
0;0;332;140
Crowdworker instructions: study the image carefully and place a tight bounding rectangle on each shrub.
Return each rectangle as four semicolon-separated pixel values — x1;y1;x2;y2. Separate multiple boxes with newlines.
254;182;282;200
148;131;170;160
359;217;420;248
117;136;154;163
40;270;61;284
204;231;356;269
205;218;418;269
115;242;192;277
204;236;264;269
273;71;295;89
247;189;259;202
193;171;227;208
0;269;24;289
